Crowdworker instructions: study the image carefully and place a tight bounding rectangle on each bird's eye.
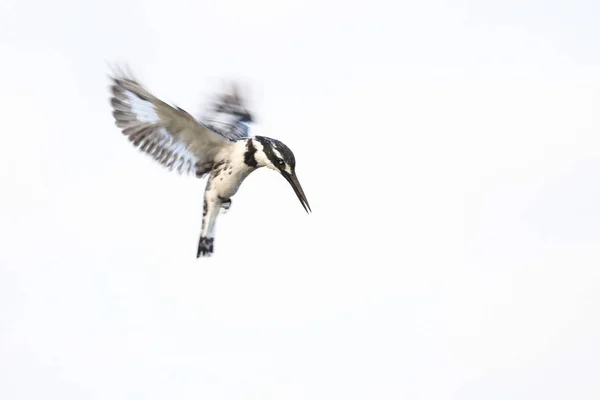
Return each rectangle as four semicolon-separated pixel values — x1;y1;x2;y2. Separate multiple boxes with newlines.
277;159;285;166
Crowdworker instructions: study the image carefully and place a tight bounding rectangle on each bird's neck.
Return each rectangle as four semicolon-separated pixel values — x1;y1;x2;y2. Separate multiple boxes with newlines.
240;137;271;169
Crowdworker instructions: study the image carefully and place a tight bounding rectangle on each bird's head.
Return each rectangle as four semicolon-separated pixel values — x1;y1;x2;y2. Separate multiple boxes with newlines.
253;136;311;214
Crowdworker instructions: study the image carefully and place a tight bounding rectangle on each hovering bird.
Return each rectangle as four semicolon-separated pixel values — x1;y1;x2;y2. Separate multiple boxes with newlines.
108;66;311;257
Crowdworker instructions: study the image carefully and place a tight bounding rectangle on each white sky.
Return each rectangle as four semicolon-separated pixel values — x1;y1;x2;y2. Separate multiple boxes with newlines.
1;0;600;398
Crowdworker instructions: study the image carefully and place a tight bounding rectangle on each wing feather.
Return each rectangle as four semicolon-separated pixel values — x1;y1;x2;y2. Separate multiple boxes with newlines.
201;82;255;141
109;69;231;177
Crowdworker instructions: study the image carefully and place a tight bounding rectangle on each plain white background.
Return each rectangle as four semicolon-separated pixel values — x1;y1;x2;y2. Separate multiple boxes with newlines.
1;0;599;398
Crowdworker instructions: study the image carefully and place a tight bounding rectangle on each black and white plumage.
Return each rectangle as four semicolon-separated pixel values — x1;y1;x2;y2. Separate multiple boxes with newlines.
109;66;311;258
202;83;254;141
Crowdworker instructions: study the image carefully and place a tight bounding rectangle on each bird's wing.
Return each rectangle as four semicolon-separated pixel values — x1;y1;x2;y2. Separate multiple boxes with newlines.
109;69;231;177
200;82;254;141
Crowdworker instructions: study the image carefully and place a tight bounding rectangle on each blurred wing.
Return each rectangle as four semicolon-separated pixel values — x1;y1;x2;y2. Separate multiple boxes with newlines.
109;69;230;177
200;82;254;141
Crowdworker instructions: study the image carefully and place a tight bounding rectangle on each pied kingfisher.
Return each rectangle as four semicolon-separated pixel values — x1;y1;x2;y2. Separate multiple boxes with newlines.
108;66;311;258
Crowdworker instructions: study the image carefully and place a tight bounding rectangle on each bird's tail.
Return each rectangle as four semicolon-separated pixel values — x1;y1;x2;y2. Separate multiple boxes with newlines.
197;236;214;258
197;194;221;258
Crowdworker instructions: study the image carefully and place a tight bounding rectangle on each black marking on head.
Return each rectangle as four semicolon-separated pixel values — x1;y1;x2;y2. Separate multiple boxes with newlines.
244;139;258;167
255;136;296;171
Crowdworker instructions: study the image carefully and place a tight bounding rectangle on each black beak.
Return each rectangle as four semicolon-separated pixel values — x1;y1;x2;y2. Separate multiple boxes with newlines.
282;171;311;214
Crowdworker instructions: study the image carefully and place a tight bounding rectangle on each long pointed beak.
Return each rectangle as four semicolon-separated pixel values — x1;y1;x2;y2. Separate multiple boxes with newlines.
282;171;311;214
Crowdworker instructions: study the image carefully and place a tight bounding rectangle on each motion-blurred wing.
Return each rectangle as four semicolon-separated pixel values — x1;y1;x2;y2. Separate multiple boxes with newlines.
201;82;254;141
109;68;231;177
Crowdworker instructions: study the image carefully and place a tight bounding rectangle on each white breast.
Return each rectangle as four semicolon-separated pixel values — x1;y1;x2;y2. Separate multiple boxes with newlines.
209;157;253;199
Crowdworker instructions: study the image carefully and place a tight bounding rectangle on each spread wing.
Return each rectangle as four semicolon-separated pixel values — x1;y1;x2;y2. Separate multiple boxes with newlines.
109;68;232;177
200;82;254;141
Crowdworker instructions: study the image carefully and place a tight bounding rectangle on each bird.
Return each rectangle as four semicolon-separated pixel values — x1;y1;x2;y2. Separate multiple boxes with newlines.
108;66;311;258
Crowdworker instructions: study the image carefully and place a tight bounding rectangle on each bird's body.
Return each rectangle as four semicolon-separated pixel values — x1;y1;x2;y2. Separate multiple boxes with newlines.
197;140;253;256
108;67;310;257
